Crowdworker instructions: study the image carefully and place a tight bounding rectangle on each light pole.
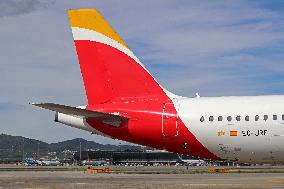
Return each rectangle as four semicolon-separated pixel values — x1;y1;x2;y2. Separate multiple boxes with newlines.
37;143;40;158
79;140;82;162
22;138;25;164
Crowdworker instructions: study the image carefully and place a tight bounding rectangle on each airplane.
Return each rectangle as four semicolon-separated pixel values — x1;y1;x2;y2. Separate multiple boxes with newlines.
38;159;61;166
24;154;60;166
176;154;205;166
32;9;284;164
81;159;108;166
24;153;39;166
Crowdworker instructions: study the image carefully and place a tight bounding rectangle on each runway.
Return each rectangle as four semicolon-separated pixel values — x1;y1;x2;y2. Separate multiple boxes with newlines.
0;167;284;189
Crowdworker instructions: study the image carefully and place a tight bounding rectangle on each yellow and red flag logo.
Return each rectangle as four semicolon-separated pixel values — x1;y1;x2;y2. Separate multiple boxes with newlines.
217;130;225;136
230;130;238;136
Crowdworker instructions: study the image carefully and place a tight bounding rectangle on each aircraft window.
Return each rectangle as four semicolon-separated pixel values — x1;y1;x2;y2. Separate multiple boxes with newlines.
209;116;214;122
236;116;241;121
282;114;284;121
245;116;249;121
255;115;259;121
218;116;223;121
200;116;204;122
273;115;277;120
264;115;268;121
227;116;232;122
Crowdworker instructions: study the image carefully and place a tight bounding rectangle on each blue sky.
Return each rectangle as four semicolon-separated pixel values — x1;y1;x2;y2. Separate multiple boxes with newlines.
0;0;284;143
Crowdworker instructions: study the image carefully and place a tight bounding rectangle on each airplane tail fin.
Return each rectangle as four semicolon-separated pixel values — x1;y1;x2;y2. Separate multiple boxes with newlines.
176;154;183;162
24;153;29;161
67;9;168;105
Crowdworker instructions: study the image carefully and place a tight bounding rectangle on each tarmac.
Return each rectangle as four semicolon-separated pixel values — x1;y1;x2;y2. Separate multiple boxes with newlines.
0;166;284;189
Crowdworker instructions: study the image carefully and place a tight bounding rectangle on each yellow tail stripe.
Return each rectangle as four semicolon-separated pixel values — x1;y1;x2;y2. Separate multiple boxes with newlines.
68;9;128;48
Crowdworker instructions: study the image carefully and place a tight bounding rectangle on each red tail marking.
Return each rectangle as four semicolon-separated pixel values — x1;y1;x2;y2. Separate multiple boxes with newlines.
74;40;165;104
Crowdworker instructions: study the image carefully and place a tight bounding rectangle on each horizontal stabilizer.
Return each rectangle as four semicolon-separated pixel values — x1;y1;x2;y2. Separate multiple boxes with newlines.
31;103;128;121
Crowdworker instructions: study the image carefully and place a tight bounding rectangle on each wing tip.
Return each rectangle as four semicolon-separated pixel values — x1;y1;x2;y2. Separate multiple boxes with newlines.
29;102;40;106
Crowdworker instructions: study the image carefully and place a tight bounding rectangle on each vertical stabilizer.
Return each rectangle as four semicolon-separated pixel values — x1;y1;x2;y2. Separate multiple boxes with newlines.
68;9;167;105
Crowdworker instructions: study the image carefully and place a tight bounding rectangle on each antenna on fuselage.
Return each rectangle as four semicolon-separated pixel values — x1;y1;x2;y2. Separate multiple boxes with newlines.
195;93;200;98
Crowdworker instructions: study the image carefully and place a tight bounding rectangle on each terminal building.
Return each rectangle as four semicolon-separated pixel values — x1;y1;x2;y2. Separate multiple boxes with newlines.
74;150;188;165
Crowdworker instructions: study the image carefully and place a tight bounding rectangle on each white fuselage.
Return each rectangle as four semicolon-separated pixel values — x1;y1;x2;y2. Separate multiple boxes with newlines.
176;95;284;163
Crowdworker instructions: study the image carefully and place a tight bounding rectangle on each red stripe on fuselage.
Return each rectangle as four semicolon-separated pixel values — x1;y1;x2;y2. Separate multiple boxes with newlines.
74;40;220;160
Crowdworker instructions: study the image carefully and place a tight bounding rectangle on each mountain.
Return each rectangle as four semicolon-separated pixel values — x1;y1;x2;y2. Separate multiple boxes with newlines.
49;138;142;152
0;133;142;162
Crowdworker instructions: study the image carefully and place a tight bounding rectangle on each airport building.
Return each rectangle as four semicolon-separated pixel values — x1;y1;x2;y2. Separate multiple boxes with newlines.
74;150;184;165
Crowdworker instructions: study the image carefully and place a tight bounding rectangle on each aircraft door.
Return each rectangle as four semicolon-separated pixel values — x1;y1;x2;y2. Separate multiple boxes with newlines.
162;102;179;138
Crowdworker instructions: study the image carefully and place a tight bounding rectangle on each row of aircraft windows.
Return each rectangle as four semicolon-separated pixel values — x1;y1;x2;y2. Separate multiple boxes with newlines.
200;115;284;122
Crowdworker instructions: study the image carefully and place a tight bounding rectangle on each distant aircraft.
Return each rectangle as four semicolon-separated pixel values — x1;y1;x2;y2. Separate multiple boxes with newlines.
33;9;284;164
24;154;60;166
81;159;108;166
38;158;61;166
24;154;38;166
176;154;205;166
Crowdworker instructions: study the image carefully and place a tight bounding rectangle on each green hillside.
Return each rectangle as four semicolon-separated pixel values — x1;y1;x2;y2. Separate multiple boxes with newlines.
0;134;141;162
